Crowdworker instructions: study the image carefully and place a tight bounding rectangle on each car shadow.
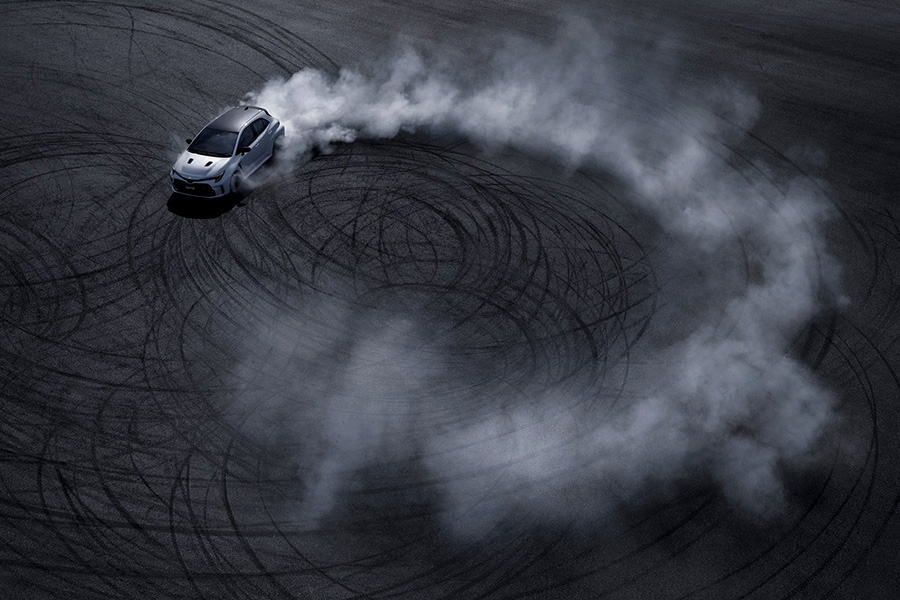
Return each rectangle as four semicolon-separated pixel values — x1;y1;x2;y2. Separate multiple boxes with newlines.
166;192;244;219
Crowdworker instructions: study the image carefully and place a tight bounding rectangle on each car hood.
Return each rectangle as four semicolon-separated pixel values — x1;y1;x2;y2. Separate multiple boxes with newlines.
173;152;231;180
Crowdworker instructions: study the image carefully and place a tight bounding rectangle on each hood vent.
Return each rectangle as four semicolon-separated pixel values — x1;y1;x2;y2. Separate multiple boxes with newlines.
187;158;193;164
205;161;212;167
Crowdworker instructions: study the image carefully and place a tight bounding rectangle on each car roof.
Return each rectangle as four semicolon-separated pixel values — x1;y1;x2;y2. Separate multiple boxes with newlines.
206;106;269;132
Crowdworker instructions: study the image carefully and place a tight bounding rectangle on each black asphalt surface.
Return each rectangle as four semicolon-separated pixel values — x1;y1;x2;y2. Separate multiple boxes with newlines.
2;1;900;598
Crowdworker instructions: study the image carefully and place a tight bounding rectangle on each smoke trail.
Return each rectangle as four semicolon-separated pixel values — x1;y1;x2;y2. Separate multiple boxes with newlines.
249;19;756;206
236;18;841;536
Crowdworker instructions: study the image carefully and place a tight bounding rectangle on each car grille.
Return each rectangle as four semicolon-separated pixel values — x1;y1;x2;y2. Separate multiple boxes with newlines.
173;180;216;196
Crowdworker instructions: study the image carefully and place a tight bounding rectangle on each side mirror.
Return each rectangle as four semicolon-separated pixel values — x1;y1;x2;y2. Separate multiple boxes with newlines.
185;138;192;144
239;147;251;155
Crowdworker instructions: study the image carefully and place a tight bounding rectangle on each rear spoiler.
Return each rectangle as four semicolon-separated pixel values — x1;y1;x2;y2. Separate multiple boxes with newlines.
242;105;270;116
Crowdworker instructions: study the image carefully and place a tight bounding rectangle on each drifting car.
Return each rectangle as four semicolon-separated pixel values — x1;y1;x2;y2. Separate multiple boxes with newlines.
171;106;285;198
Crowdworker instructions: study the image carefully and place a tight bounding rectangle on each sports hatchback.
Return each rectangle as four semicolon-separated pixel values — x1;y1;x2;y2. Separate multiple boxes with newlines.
171;106;285;198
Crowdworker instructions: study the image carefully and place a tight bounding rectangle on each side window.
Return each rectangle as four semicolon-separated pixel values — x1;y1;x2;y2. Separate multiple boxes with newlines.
238;126;254;151
251;118;269;138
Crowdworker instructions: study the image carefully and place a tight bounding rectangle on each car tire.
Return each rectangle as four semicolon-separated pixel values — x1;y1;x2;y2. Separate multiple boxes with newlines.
230;174;242;196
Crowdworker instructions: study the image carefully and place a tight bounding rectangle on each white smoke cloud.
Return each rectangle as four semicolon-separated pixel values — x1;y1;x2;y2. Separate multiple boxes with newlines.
233;17;842;537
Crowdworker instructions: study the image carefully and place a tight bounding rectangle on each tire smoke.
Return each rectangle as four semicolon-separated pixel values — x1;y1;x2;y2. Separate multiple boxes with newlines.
233;18;842;537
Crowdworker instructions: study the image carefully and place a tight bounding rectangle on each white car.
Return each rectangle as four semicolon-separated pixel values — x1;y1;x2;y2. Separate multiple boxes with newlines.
171;106;285;198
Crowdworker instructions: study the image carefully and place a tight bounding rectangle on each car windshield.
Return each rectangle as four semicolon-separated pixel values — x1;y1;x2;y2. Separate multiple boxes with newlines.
188;127;237;157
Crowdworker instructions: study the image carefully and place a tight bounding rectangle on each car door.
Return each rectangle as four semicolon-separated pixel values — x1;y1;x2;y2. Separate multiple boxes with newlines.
237;118;269;174
236;126;257;174
250;118;273;168
248;118;273;173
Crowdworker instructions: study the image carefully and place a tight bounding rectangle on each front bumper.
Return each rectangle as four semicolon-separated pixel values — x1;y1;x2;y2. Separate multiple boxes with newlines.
171;172;228;198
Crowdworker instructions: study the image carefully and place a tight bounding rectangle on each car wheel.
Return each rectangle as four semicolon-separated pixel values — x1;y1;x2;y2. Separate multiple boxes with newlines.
230;174;242;196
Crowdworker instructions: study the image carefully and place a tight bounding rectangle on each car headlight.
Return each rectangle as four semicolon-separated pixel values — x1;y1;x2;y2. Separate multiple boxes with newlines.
213;171;225;182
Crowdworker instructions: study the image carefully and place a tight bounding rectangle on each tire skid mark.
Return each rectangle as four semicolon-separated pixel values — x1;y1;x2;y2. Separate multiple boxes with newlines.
1;2;899;598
